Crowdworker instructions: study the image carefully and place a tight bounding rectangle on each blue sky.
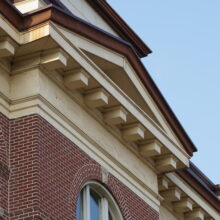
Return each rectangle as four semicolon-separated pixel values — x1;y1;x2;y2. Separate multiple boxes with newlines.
108;0;220;184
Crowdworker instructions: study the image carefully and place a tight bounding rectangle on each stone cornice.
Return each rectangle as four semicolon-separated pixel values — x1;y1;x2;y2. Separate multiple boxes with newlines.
0;0;197;156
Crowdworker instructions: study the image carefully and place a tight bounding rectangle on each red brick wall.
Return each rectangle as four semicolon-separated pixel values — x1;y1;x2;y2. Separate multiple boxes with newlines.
9;115;40;219
0;113;9;220
0;113;159;220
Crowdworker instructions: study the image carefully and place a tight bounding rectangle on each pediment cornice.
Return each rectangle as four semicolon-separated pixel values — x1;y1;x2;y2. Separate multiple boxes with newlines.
0;0;197;157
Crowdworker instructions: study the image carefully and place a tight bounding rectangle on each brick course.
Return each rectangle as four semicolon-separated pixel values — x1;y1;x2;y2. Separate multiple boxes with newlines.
0;113;9;220
0;113;159;220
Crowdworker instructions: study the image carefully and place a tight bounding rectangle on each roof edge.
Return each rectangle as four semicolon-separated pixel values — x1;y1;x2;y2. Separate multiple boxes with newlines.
11;0;152;57
177;162;220;212
85;0;152;58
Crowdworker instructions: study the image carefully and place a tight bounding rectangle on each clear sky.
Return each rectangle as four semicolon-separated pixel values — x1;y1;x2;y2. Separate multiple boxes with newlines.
108;0;220;184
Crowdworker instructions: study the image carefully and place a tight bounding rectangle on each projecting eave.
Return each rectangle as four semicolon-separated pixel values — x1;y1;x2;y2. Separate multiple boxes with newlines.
0;0;197;158
11;0;152;57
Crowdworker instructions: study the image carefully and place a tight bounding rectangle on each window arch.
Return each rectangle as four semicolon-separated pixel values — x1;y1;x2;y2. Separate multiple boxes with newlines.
76;181;123;220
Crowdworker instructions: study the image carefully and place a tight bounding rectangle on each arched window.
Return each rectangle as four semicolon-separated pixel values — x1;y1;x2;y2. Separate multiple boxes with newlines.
76;181;122;220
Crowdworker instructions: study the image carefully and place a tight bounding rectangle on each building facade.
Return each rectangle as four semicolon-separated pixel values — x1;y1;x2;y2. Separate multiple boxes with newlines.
0;0;219;219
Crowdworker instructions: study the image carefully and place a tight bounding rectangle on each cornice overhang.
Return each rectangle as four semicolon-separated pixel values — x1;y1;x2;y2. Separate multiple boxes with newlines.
177;162;220;212
11;0;152;58
0;0;197;157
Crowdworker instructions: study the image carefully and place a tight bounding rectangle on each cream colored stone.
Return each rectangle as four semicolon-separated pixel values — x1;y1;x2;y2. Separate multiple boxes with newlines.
160;206;179;220
57;27;124;68
41;49;68;70
139;139;162;158
64;68;90;90
4;68;159;199
58;25;184;149
158;176;169;191
22;24;50;44
0;16;50;46
10;68;40;100
12;54;41;74
166;173;220;219
160;187;181;202
84;88;109;108
0;67;10;97
0;66;160;210
104;106;128;125
122;123;145;142
124;59;183;147
0;2;219;217
3;19;190;171
35;70;159;206
0;39;15;57
156;155;177;172
185;208;205;220
5;96;160;211
50;24;190;169
173;198;193;213
0;16;20;44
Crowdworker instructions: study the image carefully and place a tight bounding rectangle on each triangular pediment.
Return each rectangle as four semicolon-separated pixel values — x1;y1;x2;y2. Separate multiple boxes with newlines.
1;0;195;171
53;22;195;157
83;51;184;149
83;52;161;124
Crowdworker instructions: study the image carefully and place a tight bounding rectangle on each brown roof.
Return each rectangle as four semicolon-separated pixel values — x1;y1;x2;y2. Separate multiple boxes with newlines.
214;185;220;197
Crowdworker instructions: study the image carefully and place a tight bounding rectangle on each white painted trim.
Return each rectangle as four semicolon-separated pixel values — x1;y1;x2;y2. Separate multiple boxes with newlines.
83;185;90;220
100;198;109;220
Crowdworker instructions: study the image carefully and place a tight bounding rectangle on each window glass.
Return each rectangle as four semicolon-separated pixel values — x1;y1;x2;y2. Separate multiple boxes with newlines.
90;189;101;220
76;182;122;220
76;194;82;220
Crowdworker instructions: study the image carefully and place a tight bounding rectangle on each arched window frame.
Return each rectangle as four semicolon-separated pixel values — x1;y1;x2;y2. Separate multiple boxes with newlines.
76;181;123;220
